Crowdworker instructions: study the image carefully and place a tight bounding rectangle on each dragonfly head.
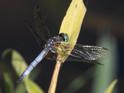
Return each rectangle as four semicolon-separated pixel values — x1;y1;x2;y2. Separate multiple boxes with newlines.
59;33;69;42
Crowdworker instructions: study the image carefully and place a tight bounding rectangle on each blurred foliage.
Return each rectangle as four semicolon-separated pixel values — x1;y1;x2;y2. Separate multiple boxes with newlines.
62;67;94;93
92;31;118;93
3;72;14;93
0;49;44;93
104;79;117;93
0;49;117;93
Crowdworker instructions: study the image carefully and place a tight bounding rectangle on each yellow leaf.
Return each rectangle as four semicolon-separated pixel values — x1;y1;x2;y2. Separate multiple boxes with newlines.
11;50;28;77
104;79;117;93
25;79;44;93
11;50;44;93
58;0;87;62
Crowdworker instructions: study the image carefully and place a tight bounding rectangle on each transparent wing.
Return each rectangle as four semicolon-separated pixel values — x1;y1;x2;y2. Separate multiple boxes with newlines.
33;3;51;44
46;44;108;63
69;44;108;63
25;3;51;47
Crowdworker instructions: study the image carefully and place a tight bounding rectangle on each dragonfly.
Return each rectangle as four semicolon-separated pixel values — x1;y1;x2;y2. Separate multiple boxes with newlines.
18;4;108;81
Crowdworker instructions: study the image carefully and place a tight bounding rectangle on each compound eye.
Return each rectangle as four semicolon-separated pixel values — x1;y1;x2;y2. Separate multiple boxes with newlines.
59;33;69;42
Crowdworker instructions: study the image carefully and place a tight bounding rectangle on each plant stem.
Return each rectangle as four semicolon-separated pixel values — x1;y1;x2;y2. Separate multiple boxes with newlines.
48;60;62;93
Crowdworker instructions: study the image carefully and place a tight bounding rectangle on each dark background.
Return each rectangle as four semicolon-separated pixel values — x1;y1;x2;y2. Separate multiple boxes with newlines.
0;0;124;93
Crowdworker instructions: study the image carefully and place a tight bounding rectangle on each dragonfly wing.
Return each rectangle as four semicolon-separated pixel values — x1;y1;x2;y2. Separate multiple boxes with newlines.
33;3;51;43
45;44;108;63
25;22;45;47
25;3;51;47
46;51;86;62
70;44;108;63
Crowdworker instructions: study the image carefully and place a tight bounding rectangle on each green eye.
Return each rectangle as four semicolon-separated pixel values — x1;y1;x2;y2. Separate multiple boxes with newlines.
59;33;69;42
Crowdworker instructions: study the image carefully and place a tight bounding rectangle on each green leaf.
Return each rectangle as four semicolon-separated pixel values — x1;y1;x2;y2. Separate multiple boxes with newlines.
25;79;44;93
11;50;44;93
1;49;14;93
29;66;41;80
104;79;117;93
3;72;14;93
15;83;26;93
62;67;94;93
11;50;28;79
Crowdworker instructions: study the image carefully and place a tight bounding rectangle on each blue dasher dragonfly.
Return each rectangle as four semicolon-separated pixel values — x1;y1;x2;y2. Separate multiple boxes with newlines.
18;4;108;81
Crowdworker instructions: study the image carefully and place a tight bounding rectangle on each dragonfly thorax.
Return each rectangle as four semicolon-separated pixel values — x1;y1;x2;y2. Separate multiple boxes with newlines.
45;33;69;51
